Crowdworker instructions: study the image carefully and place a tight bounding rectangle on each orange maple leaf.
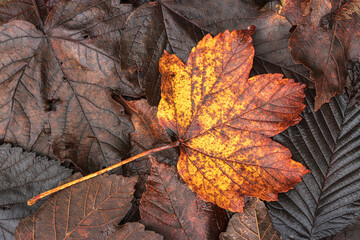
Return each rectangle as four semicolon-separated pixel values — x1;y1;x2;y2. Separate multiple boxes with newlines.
157;28;310;212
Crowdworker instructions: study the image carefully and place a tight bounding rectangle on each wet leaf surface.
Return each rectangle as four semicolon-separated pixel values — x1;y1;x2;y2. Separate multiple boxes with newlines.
0;144;72;239
157;29;309;212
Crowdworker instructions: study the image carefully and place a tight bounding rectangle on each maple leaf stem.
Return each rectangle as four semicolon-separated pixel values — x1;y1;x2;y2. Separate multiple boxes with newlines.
32;0;44;29
27;141;181;206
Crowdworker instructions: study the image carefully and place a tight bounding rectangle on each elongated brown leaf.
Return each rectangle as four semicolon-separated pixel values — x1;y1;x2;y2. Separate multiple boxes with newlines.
220;198;281;240
140;157;228;240
0;0;139;173
15;173;137;239
268;61;360;239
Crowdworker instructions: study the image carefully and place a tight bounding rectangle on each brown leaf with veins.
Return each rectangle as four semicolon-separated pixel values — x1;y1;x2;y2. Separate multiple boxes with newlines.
219;198;282;240
157;28;310;212
281;0;360;110
0;0;48;28
140;157;228;240
15;173;137;239
119;1;205;105
117;98;178;200
0;0;140;173
119;98;177;176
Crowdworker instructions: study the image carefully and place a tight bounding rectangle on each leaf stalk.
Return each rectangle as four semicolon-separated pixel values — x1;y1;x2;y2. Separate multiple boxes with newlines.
28;141;180;206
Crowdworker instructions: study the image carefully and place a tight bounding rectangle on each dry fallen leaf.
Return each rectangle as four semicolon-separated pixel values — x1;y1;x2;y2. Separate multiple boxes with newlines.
157;28;310;212
140;156;228;240
0;144;72;239
279;0;360;110
27;28;310;213
0;0;138;173
16;173;137;239
219;198;282;240
119;98;177;175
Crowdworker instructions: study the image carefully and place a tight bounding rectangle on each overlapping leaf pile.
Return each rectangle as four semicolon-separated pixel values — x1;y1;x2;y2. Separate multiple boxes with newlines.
0;0;359;239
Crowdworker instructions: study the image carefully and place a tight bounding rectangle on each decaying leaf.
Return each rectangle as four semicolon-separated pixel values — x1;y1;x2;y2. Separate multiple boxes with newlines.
0;144;72;240
157;28;310;212
106;222;163;240
280;0;360;110
219;198;281;240
268;61;360;239
140;157;228;240
0;0;138;173
15;173;137;239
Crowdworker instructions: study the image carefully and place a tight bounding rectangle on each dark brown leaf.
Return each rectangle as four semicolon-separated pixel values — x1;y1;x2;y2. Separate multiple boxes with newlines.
15;173;137;239
160;0;312;86
282;0;360;110
220;198;282;240
119;1;204;105
140;157;228;240
119;97;177;176
107;222;163;240
0;144;72;239
0;0;139;173
0;0;48;28
267;61;360;239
